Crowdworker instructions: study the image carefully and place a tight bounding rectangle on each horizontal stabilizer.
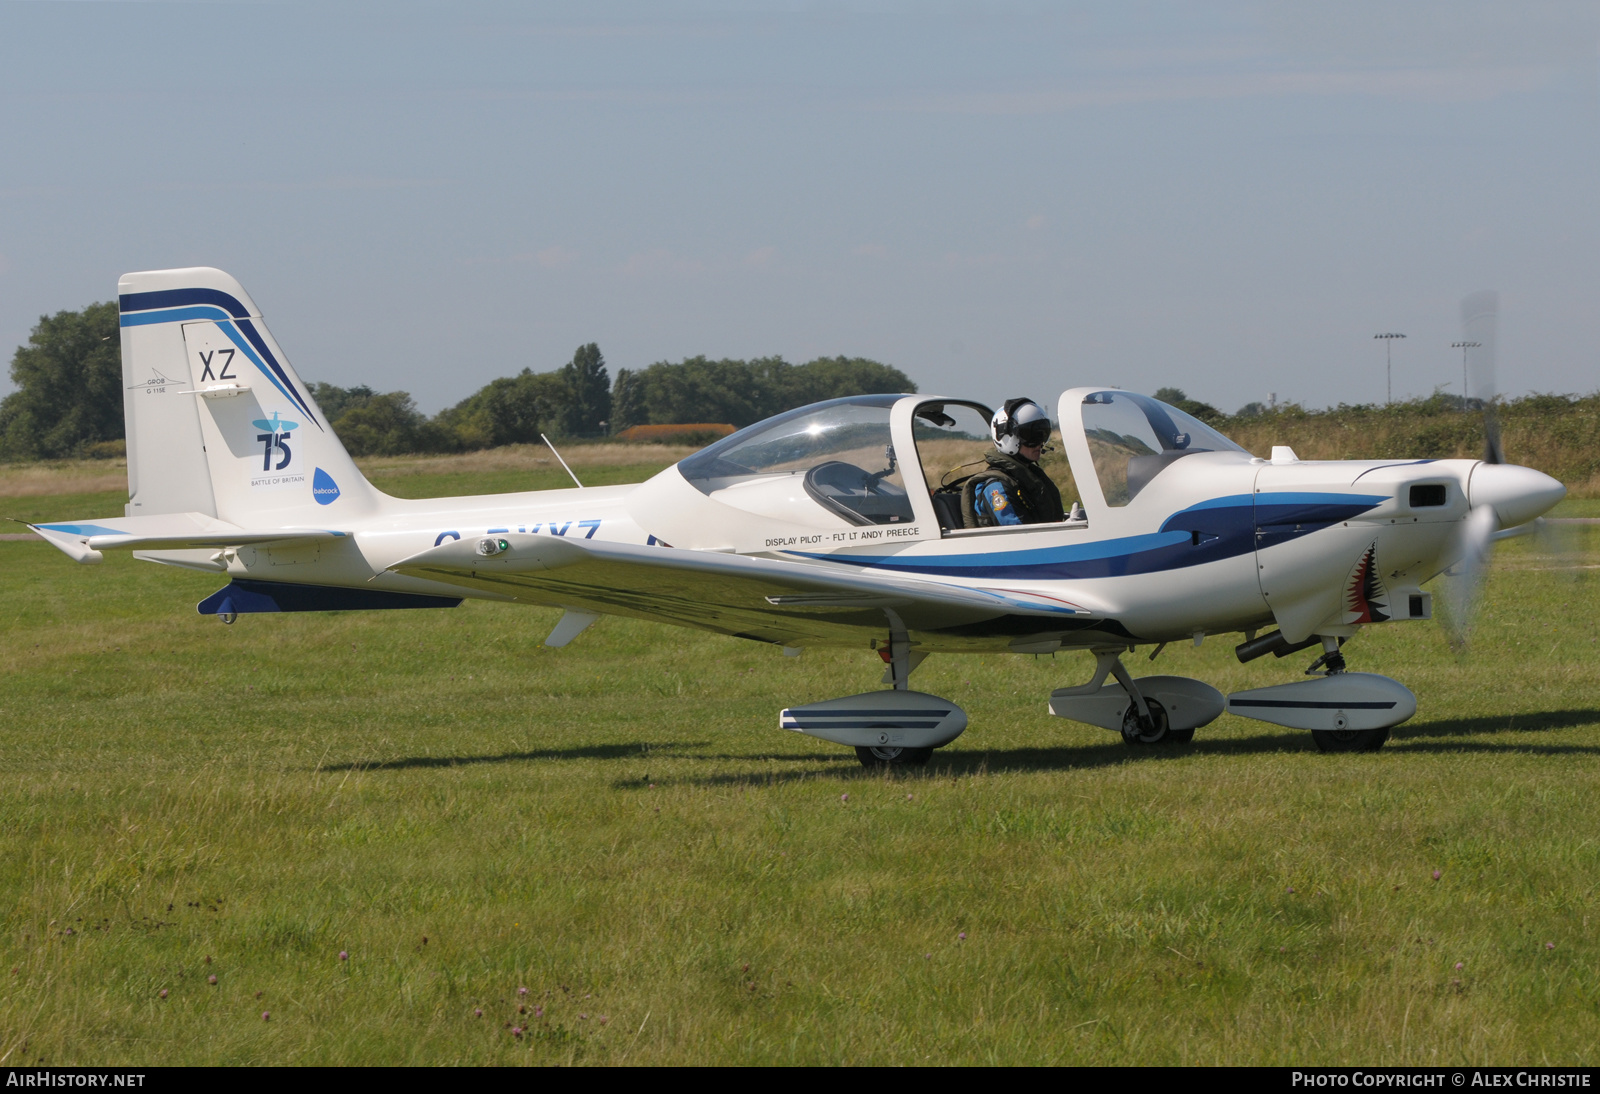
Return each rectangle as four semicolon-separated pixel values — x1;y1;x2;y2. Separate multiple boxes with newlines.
197;579;462;615
29;524;105;564
31;513;348;560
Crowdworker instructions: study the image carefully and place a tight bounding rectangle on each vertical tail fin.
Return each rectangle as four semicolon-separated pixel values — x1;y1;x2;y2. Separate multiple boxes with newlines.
119;267;379;522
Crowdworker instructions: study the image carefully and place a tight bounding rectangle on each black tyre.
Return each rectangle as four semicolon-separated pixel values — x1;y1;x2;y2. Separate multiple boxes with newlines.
855;745;934;769
1120;698;1170;746
1311;727;1390;753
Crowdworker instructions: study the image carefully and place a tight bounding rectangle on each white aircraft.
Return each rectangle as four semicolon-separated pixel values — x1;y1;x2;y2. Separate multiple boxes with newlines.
31;268;1567;765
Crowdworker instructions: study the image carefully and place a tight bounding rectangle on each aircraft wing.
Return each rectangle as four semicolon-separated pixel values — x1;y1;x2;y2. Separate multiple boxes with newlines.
386;532;1109;648
29;513;347;563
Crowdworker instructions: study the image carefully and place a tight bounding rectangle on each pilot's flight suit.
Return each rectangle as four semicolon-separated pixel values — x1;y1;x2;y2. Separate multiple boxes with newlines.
970;451;1065;526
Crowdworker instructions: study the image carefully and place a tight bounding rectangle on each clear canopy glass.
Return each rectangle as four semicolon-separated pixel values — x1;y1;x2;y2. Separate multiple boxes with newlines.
676;395;914;526
1081;391;1246;506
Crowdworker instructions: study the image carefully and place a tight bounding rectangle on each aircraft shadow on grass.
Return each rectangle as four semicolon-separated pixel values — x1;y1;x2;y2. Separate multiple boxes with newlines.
647;708;1600;787
627;731;1320;789
1393;708;1600;740
322;708;1600;781
665;735;1312;786
319;741;714;772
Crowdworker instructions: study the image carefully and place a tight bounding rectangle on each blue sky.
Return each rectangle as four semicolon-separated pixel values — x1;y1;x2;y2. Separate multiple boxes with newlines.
2;1;1596;415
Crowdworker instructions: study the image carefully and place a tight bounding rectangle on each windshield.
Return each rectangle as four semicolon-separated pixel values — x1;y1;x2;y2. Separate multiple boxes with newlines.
1082;391;1245;506
676;395;915;526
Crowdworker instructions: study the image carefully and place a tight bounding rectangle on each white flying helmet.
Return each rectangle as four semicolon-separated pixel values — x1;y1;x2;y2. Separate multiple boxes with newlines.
990;398;1053;456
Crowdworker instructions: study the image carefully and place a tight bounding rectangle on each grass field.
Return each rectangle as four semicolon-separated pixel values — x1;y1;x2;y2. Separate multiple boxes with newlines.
2;452;1599;1065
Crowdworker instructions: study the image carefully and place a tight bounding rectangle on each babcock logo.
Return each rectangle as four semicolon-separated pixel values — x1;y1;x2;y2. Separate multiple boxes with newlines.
253;412;299;472
313;467;341;506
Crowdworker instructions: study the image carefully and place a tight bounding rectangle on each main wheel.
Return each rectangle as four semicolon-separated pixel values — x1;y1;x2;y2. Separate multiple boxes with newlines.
855;745;934;769
1311;727;1390;753
1120;698;1171;746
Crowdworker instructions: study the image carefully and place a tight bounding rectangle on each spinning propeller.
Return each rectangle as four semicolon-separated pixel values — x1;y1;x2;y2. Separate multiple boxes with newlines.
1437;292;1570;648
1439;505;1497;650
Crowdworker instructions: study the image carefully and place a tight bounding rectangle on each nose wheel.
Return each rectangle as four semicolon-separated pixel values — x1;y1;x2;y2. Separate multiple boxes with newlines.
855;745;934;768
1311;727;1390;753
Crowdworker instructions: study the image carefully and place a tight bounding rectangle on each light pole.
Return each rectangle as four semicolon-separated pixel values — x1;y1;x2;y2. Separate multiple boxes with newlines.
1374;332;1406;404
1451;341;1481;408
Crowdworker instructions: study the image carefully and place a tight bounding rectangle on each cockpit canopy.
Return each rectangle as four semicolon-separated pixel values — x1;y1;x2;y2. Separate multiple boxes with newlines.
667;388;1251;538
1080;390;1246;505
676;395;916;526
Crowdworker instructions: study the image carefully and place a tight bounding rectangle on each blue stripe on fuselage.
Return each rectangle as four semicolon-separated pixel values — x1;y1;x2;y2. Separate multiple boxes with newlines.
1253;491;1387;526
791;492;1385;580
1252;491;1386;551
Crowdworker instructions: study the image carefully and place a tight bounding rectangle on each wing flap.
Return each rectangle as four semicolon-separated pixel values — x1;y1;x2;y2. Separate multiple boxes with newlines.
387;533;1103;647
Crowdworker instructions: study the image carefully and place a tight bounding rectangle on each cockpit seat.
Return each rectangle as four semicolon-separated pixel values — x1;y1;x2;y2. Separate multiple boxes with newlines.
931;491;965;531
804;461;913;527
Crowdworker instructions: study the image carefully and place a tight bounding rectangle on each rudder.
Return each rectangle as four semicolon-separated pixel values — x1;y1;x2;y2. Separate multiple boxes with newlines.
118;267;377;522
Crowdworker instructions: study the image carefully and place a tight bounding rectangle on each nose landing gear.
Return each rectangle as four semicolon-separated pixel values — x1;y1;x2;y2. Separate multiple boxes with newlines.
1310;726;1391;753
1226;635;1416;750
855;745;934;769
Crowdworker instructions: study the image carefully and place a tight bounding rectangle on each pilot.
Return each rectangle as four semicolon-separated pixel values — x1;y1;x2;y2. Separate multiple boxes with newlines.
971;398;1066;526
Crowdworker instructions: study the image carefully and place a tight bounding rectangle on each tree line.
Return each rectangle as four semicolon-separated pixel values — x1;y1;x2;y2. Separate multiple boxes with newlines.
9;303;1594;488
0;302;917;460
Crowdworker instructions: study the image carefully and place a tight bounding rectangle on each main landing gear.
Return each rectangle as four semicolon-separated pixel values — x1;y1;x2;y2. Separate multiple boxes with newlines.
778;610;968;769
1048;650;1225;746
1120;696;1182;746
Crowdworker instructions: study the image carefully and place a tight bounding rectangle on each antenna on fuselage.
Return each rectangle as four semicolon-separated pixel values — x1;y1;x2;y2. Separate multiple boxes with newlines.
540;433;585;489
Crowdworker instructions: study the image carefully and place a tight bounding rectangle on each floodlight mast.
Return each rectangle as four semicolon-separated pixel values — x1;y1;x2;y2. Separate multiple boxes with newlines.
1452;341;1482;408
1374;333;1406;404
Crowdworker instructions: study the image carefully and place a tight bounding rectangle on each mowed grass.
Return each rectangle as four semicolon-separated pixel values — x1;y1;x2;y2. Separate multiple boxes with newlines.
1;461;1599;1065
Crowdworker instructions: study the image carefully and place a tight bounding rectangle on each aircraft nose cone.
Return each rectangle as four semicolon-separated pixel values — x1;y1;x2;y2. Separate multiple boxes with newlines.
1468;463;1566;528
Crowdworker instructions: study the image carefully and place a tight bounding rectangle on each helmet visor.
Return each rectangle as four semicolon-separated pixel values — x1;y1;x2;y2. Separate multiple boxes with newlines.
1014;417;1052;447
